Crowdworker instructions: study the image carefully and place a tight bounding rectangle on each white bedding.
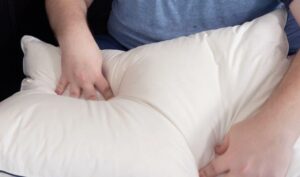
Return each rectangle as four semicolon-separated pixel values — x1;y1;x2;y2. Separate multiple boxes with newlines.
0;172;21;177
0;9;299;177
0;174;12;177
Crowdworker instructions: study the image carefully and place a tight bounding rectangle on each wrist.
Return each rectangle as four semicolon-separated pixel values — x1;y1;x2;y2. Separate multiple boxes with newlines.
59;31;99;55
56;20;97;49
253;110;299;147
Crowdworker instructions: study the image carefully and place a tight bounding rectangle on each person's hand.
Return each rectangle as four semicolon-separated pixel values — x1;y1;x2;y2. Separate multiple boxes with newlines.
199;116;293;177
55;37;113;100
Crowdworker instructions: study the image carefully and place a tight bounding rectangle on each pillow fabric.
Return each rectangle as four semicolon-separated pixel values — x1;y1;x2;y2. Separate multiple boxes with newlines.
0;172;17;177
0;9;299;177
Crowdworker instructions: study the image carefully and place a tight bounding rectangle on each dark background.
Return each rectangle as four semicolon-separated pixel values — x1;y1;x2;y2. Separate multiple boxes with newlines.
0;0;113;101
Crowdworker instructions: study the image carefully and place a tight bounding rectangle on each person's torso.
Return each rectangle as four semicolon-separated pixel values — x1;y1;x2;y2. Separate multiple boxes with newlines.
108;0;280;49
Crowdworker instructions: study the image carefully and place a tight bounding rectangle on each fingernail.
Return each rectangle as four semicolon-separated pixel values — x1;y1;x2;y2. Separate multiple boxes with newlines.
105;90;114;100
55;89;61;95
89;95;97;100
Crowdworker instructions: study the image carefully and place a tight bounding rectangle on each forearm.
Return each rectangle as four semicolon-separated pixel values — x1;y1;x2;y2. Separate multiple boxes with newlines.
253;0;300;146
256;51;300;145
290;0;300;24
45;0;95;49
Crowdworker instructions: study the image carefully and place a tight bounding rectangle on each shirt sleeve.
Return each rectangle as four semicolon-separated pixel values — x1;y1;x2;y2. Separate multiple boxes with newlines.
280;0;294;8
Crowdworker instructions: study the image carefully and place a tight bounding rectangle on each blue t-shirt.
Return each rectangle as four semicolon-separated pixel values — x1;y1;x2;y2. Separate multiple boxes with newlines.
108;0;282;49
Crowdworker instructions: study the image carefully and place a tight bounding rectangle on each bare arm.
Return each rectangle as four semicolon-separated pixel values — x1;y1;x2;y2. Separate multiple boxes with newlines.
259;0;300;144
46;0;93;46
200;1;300;177
45;0;113;100
291;0;300;24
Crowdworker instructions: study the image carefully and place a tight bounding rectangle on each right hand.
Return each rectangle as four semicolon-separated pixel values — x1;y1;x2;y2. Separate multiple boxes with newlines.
55;38;114;100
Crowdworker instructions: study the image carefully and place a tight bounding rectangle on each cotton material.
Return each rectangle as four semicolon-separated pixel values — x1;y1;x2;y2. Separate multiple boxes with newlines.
0;9;300;177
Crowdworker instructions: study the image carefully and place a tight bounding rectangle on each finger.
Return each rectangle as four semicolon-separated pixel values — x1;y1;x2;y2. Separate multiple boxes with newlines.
199;155;229;177
55;76;68;95
224;172;240;177
215;135;230;155
82;84;97;100
224;174;235;177
69;84;81;98
95;75;114;100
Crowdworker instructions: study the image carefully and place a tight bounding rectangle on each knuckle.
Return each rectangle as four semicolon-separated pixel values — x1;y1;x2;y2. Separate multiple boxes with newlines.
81;83;92;90
74;71;88;83
88;95;97;100
70;90;79;97
57;82;65;88
97;77;107;86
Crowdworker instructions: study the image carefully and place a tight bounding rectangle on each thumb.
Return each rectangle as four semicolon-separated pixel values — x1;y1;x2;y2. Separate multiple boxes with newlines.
95;74;114;100
215;134;229;155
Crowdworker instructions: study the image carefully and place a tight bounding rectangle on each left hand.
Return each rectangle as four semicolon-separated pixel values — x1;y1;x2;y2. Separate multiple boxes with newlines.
199;116;293;177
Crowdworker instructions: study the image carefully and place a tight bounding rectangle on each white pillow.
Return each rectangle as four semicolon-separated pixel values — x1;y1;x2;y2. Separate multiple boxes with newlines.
0;9;299;177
